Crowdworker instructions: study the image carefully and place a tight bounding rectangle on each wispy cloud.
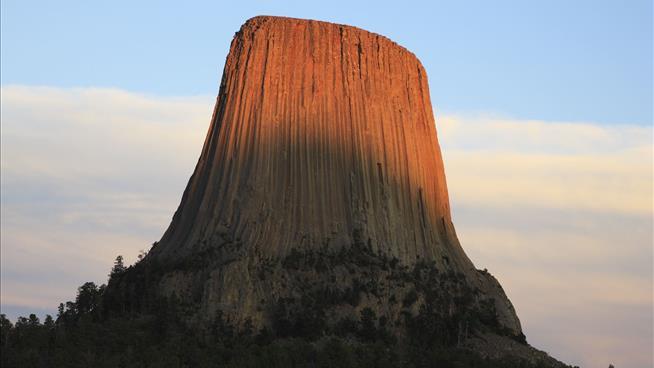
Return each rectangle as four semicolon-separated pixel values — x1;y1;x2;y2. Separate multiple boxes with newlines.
1;86;651;367
439;114;652;215
1;85;213;316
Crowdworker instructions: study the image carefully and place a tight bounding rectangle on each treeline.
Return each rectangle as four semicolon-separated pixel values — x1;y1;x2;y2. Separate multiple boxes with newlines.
1;251;563;368
0;309;548;368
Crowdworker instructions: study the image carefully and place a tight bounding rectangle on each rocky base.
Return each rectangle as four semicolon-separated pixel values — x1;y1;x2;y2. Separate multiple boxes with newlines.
109;243;521;339
87;244;573;368
0;246;574;368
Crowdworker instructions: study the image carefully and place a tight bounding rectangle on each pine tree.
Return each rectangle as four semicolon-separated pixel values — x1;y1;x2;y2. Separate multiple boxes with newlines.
109;255;126;279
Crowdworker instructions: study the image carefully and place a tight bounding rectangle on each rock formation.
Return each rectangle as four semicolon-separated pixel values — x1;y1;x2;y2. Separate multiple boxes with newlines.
155;15;460;267
145;15;521;336
100;16;577;366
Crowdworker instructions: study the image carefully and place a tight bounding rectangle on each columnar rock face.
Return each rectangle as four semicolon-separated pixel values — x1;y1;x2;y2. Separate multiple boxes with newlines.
155;16;467;269
147;16;521;337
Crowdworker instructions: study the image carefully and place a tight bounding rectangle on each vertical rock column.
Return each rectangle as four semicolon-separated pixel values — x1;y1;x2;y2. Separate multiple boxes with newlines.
154;16;470;271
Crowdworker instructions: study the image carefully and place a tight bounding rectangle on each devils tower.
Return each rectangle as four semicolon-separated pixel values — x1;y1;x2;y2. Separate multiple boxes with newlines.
101;16;569;367
155;15;460;265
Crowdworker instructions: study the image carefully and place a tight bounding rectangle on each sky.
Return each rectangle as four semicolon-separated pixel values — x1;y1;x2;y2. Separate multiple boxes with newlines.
1;1;652;367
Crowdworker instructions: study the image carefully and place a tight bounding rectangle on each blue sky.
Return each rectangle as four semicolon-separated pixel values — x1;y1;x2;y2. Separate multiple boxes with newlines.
1;1;652;367
1;0;652;125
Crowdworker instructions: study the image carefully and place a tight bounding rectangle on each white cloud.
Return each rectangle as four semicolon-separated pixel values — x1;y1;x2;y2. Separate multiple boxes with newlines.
1;86;651;367
438;114;652;155
439;114;653;215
